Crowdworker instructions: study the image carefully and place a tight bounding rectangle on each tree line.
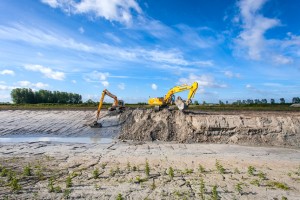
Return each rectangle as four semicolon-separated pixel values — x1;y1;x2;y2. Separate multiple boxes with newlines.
11;88;82;104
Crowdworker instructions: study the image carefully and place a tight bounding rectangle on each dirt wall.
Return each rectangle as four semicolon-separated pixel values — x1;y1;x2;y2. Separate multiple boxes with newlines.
119;109;300;148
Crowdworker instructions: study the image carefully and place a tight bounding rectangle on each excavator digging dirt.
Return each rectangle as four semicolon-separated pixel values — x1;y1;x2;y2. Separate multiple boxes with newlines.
89;89;125;128
148;82;198;111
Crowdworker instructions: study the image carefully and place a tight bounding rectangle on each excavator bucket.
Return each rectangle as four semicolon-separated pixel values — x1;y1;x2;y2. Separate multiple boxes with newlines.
89;121;102;128
175;97;187;111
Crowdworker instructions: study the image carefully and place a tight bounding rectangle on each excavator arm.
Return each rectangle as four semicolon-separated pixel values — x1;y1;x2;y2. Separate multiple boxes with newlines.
96;89;119;121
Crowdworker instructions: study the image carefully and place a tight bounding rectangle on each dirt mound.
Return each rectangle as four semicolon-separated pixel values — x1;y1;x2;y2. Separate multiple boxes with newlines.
119;109;300;148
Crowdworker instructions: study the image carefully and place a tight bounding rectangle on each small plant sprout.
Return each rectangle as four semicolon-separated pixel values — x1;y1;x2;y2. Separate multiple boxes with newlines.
23;164;32;176
48;177;54;192
247;166;256;176
258;171;266;180
211;185;219;200
184;168;194;174
198;164;205;173
101;162;107;169
234;168;240;174
132;166;137;171
282;196;288;200
250;179;260;186
235;183;243;195
199;178;206;200
151;179;156;190
145;159;150;177
168;167;174;180
63;188;71;198
116;193;123;200
215;160;225;174
10;177;22;192
127;161;131;171
66;176;72;188
93;168;99;179
266;181;290;190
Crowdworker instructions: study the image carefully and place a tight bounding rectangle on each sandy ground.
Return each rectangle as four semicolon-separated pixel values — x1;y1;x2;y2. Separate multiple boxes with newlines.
0;141;299;199
0;110;300;199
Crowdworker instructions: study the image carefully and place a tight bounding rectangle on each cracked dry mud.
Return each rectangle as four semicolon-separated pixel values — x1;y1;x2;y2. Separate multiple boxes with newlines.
0;109;300;199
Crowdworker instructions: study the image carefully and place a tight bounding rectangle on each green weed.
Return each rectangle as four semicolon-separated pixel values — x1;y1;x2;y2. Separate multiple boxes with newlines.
215;160;225;174
66;176;72;188
116;193;123;200
145;160;150;177
250;179;260;186
198;164;205;173
266;181;290;190
23;165;32;176
247;166;255;176
211;185;219;200
92;168;99;179
235;183;243;194
168;167;174;180
10;177;22;192
199;178;206;200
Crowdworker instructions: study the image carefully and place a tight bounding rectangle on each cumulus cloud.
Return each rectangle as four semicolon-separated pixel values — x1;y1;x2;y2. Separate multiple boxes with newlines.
0;69;15;76
224;70;240;78
0;84;16;90
179;74;227;88
118;83;125;90
24;64;65;80
235;0;280;60
41;0;142;25
84;71;110;87
17;81;49;89
78;26;85;34
151;83;157;90
101;81;109;87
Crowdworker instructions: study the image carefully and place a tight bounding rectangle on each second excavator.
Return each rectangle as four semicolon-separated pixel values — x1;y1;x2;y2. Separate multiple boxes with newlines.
90;89;125;128
148;81;198;111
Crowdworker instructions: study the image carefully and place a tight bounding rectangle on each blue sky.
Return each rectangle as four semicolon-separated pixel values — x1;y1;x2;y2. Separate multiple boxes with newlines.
0;0;299;103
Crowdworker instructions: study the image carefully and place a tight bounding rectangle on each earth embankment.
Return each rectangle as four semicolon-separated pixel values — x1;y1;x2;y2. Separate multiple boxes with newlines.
119;109;300;148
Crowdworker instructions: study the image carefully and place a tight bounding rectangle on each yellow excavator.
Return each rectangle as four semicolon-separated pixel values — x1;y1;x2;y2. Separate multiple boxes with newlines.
148;82;198;111
90;89;125;128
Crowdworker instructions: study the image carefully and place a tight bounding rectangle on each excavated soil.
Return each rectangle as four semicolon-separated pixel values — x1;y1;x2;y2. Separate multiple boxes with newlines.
119;109;300;148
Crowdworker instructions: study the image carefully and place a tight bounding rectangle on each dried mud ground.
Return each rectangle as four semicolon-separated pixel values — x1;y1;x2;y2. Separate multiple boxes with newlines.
0;110;300;199
0;141;300;200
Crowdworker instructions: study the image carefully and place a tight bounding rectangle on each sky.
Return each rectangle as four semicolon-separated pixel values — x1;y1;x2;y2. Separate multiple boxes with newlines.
0;0;300;103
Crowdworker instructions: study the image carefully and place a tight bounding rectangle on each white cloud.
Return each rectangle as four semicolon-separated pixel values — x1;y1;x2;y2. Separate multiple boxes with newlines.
118;83;125;90
179;74;227;88
224;70;241;78
151;83;157;90
273;55;293;65
101;81;109;87
72;80;77;84
0;84;16;90
17;81;49;89
84;71;109;82
41;0;142;25
0;24;211;69
105;32;121;43
236;0;280;60
78;27;85;34
0;23;93;52
0;69;15;76
41;0;59;8
84;71;110;87
24;64;65;80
